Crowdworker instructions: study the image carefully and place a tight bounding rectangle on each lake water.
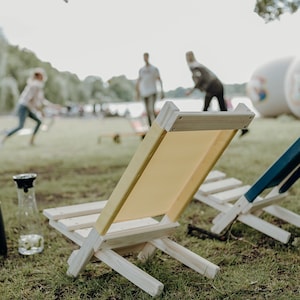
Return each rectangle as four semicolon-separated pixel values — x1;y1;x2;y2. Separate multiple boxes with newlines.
98;97;259;118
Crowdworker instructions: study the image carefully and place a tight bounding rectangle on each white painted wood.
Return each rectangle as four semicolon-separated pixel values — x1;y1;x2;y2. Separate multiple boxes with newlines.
210;185;251;203
151;238;219;279
156;102;254;132
137;243;157;261
43;201;107;220
67;228;104;277
211;197;251;234
58;213;99;231
199;178;242;194
100;222;179;250
194;169;300;244
204;170;226;183
94;249;164;297
237;213;291;244
49;219;85;246
211;208;292;243
194;189;232;212
263;205;300;227
250;193;287;212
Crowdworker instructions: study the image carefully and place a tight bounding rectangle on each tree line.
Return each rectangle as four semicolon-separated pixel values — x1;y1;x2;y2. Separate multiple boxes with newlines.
0;31;138;113
0;30;247;114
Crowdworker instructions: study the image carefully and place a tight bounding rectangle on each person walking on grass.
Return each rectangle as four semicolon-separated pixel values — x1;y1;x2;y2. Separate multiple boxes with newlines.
0;68;61;147
136;52;164;127
185;51;248;137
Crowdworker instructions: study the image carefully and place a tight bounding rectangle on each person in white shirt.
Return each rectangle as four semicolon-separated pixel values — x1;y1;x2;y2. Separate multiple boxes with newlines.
136;52;164;127
1;68;60;146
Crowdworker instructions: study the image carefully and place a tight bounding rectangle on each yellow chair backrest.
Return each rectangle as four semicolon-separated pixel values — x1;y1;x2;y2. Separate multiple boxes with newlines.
95;101;254;235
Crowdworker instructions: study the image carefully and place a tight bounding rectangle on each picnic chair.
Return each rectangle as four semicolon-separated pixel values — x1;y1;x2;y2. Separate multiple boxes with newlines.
43;101;254;297
194;138;300;244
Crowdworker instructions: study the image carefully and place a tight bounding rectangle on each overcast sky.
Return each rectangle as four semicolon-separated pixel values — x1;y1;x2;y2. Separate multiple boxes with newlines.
1;0;300;90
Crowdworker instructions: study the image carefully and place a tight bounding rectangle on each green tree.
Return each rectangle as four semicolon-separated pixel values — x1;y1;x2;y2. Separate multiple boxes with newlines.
255;0;300;22
0;77;19;112
107;75;135;102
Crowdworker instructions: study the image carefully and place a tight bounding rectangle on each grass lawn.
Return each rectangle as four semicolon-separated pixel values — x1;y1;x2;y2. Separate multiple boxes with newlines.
0;112;299;299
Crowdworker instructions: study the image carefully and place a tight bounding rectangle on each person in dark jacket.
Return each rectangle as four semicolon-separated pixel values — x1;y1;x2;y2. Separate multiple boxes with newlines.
185;51;227;111
185;51;248;136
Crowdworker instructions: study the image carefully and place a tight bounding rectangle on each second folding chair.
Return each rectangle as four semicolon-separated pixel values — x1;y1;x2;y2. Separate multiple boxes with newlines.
194;138;300;244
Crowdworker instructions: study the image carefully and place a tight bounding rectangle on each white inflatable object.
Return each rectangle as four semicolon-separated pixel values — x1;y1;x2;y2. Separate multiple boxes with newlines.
285;57;300;118
247;56;294;117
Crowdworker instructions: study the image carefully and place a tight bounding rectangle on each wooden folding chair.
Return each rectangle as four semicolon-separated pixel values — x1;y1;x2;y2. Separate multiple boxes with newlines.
43;101;254;297
194;138;300;244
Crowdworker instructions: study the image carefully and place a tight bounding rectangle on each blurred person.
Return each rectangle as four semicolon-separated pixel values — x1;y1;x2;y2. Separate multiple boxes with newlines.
185;51;227;111
136;52;164;127
0;68;61;146
185;51;248;137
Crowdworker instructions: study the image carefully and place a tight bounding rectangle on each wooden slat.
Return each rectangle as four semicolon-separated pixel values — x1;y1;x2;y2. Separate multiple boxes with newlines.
262;205;300;227
199;178;242;194
210;185;251;203
204;170;226;183
94;249;164;297
101;222;179;250
151;238;219;279
43;201;107;220
58;214;99;231
163;103;254;131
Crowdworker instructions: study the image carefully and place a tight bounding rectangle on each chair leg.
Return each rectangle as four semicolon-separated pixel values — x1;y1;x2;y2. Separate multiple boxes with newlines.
263;205;300;228
237;213;291;243
151;237;220;279
94;248;164;297
211;197;251;234
138;242;157;261
67;228;103;277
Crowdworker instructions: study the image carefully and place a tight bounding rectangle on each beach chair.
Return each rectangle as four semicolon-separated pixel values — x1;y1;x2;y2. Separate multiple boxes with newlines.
194;138;300;244
43;101;254;297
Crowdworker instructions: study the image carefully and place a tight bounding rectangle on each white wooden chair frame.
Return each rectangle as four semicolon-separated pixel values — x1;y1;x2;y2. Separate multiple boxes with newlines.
194;138;300;244
43;101;254;297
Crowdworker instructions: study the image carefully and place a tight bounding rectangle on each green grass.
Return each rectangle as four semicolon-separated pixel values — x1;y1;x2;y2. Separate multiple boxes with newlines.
0;113;299;299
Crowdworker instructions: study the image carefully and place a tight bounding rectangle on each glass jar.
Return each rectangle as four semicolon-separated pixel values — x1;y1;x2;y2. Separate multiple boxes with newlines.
13;173;44;255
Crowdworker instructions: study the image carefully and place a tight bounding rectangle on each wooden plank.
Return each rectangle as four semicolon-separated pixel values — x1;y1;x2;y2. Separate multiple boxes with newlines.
48;217;147;247
58;214;99;231
67;228;104;277
263;205;300;227
209;185;251;203
43;201;107;220
194;190;232;212
211;197;251;234
163;103;254;132
237;213;291;244
199;178;242;194
94;249;164;297
250;193;287;212
101;222;178;250
49;220;85;246
204;170;226;183
151;238;219;279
